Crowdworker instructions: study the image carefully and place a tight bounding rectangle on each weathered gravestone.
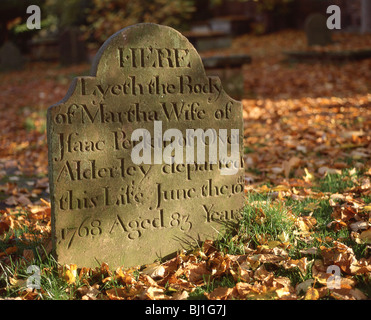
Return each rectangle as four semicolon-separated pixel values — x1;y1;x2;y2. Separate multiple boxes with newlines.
0;41;25;71
305;13;333;46
47;23;244;269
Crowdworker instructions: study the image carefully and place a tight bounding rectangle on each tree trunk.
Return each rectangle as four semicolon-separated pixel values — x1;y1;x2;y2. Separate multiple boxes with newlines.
361;0;371;33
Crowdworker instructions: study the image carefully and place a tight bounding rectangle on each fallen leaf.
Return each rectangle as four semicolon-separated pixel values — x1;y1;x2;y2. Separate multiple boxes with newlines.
171;290;189;300
62;264;78;285
305;287;319;300
142;263;166;279
295;279;314;295
0;246;17;257
359;228;371;244
205;286;234;300
78;284;100;300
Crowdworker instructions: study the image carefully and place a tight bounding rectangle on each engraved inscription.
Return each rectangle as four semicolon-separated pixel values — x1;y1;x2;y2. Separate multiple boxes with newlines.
118;47;191;68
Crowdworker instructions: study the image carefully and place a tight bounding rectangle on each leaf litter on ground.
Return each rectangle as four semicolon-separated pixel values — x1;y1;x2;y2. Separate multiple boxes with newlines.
0;30;370;300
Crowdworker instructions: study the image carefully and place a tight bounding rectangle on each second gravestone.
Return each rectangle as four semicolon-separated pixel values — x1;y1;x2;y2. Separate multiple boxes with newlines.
305;13;333;47
47;23;245;268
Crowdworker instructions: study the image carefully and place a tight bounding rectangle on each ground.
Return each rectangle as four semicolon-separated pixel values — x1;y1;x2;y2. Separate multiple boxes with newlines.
0;30;370;300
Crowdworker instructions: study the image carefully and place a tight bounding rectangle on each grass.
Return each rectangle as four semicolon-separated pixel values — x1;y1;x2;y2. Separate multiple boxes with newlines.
0;168;369;300
0;248;72;300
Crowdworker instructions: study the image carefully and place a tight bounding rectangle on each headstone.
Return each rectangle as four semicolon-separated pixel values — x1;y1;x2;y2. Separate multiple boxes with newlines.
182;30;232;52
305;13;333;46
209;16;251;36
202;54;251;100
0;41;25;71
47;23;245;269
29;37;59;61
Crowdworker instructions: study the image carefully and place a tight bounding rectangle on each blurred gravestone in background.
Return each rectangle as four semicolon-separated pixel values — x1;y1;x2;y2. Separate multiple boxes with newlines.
0;41;25;71
305;13;333;46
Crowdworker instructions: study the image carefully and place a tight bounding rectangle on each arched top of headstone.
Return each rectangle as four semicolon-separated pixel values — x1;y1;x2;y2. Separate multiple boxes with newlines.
90;23;206;81
0;41;25;71
305;13;332;46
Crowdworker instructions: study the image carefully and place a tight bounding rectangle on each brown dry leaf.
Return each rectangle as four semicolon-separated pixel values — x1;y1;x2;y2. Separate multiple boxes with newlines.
184;261;210;283
296;216;317;232
4;196;18;206
20;288;39;300
144;286;166;300
205;286;234;300
327;219;348;231
330;287;368;300
22;249;34;262
275;286;296;299
318;167;342;176
236;264;253;282
282;257;311;275
28;206;51;220
0;246;17;257
142;263;166;279
235;282;253;298
170;290;189;300
253;264;271;280
359;228;371;244
17;195;32;206
349;257;371;274
115;268;135;285
106;287;127;300
299;247;318;255
0;221;10;234
295;279;314;295
320;241;359;274
283;156;301;179
202;239;217;255
78;284;100;300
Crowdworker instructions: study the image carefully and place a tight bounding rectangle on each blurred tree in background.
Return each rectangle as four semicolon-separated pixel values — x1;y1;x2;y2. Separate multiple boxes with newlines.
1;0;368;55
0;0;44;51
82;0;196;47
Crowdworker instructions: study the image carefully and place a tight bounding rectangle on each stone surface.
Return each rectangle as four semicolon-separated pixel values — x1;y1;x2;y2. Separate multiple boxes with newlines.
305;13;333;46
47;23;244;269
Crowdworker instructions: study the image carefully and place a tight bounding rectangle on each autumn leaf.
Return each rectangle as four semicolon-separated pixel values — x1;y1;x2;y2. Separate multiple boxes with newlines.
0;246;17;257
77;284;100;300
61;264;78;285
106;287;127;300
142;263;166;279
305;287;319;300
282;156;301;179
205;287;234;300
359;228;371;244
